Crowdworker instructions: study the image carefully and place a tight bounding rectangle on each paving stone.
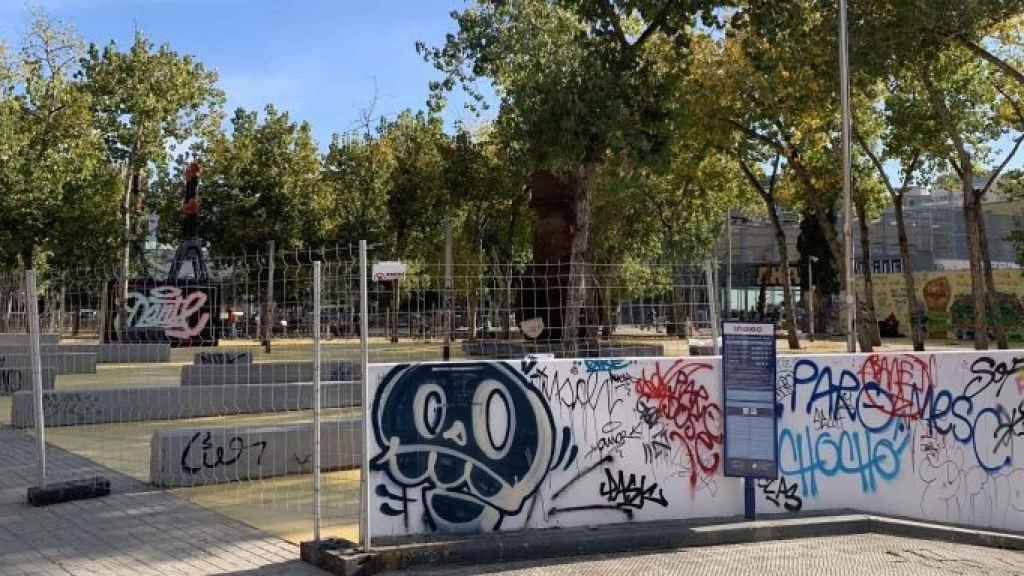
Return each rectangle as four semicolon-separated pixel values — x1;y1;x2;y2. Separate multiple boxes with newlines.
0;428;326;576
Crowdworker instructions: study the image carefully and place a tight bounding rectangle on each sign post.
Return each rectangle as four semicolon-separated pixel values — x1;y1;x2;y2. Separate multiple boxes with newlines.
373;262;407;344
722;322;778;520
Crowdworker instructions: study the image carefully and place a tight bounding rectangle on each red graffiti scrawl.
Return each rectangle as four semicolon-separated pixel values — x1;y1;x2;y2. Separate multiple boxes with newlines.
858;354;936;420
634;361;721;493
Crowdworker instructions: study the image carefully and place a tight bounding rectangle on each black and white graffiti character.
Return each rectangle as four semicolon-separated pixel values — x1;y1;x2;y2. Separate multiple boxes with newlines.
371;362;556;532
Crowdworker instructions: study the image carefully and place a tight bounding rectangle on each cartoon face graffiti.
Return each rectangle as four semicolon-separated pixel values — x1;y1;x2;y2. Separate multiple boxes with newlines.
371;362;556;532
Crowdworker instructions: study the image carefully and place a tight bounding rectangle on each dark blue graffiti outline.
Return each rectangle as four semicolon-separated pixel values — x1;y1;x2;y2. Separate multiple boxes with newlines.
784;357;1015;477
370;362;568;532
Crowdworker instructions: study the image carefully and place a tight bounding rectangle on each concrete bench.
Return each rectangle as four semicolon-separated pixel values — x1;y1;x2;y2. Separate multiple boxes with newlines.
0;343;170;363
0;333;60;345
91;343;171;363
0;352;96;375
194;351;254;365
150;418;361;487
0;367;56;396
180;360;357;386
10;381;361;427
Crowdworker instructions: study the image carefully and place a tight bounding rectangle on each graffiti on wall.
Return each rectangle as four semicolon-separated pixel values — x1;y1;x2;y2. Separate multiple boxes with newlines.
872;270;1024;339
108;280;219;346
368;351;1024;538
368;358;727;536
771;352;1024;528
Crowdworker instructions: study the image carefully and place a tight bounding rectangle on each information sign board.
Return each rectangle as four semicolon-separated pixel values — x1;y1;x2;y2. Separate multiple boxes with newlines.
722;322;778;478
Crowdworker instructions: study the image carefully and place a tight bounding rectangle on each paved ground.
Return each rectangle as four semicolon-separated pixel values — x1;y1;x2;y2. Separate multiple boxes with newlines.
386;534;1024;576
0;428;327;576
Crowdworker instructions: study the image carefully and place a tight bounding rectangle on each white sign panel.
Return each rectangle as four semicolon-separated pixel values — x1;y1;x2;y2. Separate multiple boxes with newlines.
372;261;407;282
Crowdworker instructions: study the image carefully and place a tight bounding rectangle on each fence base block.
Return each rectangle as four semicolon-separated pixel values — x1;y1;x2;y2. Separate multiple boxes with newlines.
27;476;111;507
301;539;376;576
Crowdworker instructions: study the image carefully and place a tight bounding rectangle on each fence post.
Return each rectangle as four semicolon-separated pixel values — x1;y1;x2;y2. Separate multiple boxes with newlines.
25;270;46;488
706;260;720;356
120;166;131;338
264;240;275;353
98;279;108;343
444;222;453;360
312;261;322;542
359;240;371;551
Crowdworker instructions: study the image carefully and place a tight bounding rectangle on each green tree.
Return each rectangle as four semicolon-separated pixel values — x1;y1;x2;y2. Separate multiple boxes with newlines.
422;0;726;349
381;111;451;260
919;47;1023;350
735;151;803;349
0;14;109;269
322;128;393;249
181;105;325;257
853;69;945;351
80;30;223;271
851;0;1024;349
685;11;868;346
1000;168;1024;271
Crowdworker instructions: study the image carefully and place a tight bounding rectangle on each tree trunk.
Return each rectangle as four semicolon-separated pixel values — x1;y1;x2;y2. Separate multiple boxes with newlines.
853;200;875;352
563;164;594;356
976;205;1008;349
21;248;34;271
893;197;924;351
766;200;799;349
963;183;990;349
922;73;988;349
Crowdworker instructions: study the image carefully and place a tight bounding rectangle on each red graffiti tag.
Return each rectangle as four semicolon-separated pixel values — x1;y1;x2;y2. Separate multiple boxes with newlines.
858;354;936;419
634;361;721;493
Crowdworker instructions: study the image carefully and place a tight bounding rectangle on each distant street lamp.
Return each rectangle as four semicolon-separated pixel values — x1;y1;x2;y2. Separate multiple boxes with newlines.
839;0;855;352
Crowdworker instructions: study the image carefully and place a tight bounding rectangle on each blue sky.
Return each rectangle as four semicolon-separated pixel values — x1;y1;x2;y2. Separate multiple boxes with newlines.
0;0;494;146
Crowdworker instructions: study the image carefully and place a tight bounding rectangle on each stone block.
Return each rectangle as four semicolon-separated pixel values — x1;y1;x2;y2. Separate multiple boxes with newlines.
0;333;59;346
194;350;254;365
10;381;361;427
0;352;97;375
150;418;361;487
0;343;171;363
180;360;357;386
0;366;56;396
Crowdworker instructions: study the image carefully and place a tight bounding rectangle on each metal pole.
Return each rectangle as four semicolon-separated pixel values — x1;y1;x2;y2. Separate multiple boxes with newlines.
726;212;733;320
808;258;816;342
444;223;453;360
25;270;46;488
706;260;720;355
312;261;322;542
120;166;131;338
391;278;399;344
265;240;275;353
840;0;856;353
359;240;371;551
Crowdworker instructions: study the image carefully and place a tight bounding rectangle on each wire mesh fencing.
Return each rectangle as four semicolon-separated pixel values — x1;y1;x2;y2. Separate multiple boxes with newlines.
1;252;714;545
358;260;716;365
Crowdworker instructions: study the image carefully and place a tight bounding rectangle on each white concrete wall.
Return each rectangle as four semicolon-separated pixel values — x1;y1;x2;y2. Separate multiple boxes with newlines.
366;350;1024;537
